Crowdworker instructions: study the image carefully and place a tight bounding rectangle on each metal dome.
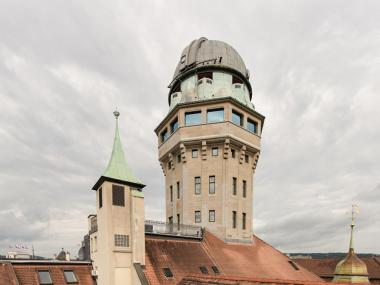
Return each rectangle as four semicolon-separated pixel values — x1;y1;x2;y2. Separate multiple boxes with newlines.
169;38;252;100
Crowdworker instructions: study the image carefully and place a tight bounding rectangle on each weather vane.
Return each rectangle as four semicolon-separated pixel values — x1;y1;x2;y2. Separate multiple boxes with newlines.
351;204;359;226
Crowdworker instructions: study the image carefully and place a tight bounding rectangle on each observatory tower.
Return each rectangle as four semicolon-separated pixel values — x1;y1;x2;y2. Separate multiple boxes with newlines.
155;38;265;243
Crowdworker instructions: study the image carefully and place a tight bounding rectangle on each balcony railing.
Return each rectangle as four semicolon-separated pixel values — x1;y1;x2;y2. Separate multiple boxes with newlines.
88;218;203;239
144;220;203;239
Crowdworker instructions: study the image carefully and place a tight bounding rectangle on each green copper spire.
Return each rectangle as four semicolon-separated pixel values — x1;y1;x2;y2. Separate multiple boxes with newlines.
102;110;142;185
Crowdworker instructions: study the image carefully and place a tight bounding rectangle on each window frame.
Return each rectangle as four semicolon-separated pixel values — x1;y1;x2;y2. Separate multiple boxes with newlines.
170;117;179;133
195;211;201;223
209;210;215;222
161;128;169;143
243;180;247;198
37;270;53;285
212;147;218;156
232;211;237;229
206;108;224;123
232;177;237;195
194;177;201;195
247;118;258;134
192;149;198;158
232;110;243;127
185;111;202;126
63;270;78;284
242;212;247;230
209;175;215;194
231;149;236;158
112;185;125;207
98;187;103;208
177;181;180;199
170;185;173;202
114;234;129;247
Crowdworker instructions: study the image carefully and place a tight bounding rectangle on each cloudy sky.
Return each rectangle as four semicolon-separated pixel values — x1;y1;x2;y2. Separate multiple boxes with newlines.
1;0;379;258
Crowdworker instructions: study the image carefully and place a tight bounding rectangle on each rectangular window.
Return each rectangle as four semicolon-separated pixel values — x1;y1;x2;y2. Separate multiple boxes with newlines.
243;180;247;198
177;214;180;230
245;154;249;163
209;176;215;194
194;177;201;194
232;177;237;195
177;154;181;163
168;216;173;223
185;111;201;126
99;188;102;208
170;118;179;133
207;108;224;123
212;147;218;156
209;210;215;222
38;270;53;285
232;110;243;126
195;211;201;223
170;186;173;202
247;118;258;133
112;185;125;206
231;149;236;158
177;182;180;199
114;234;129;247
232;211;237;229
242;213;247;230
63;270;78;283
161;128;169;142
168;161;172;170
192;149;198;158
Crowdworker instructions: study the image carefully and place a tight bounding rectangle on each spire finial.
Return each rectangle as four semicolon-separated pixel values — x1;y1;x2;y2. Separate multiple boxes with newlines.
349;204;359;251
113;108;120;119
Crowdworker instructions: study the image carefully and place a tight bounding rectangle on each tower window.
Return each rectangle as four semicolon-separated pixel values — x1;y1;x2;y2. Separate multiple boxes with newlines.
197;71;213;80
212;147;218;156
231;149;236;158
207;108;224;123
247;119;258;133
232;110;243;126
232;177;237;195
63;270;78;284
112;185;125;207
209;210;215;222
194;177;201;194
211;266;220;274
161;128;169;142
232;211;237;229
232;75;243;84
209;176;215;194
177;154;181;163
168;161;172;170
243;180;247;198
170;117;179;133
195;211;201;223
177;181;180;199
168;216;173;224
200;266;209;274
185;111;201;126
192;149;198;158
177;214;180;230
242;213;247;230
163;267;173;278
170;186;173;202
37;270;53;285
245;154;249;163
114;234;129;247
99;187;103;208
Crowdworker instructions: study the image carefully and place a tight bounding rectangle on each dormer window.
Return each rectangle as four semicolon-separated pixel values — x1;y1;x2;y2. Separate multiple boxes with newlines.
37;270;53;285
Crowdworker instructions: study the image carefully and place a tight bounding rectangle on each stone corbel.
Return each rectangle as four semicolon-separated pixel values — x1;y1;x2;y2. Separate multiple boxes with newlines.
160;162;166;176
201;141;207;161
239;145;246;164
180;143;187;163
252;152;260;172
223;139;230;159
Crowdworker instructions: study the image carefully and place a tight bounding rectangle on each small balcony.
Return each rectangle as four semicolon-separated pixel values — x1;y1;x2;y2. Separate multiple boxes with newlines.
144;220;203;239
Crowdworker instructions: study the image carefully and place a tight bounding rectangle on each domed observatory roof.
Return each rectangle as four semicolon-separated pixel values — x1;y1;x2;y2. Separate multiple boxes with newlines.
168;38;254;110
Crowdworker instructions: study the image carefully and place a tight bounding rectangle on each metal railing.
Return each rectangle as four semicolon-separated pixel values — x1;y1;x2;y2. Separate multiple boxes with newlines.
144;220;203;239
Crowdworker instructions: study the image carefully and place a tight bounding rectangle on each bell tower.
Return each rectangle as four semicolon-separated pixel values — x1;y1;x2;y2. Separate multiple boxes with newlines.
90;110;145;285
155;38;265;243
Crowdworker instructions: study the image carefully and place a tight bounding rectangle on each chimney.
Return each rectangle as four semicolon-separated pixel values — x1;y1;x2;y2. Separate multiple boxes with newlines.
66;251;70;261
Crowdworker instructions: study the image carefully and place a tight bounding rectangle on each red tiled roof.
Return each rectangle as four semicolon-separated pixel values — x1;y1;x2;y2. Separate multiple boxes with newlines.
143;231;322;285
294;257;380;283
178;275;343;285
0;262;18;285
0;261;95;285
